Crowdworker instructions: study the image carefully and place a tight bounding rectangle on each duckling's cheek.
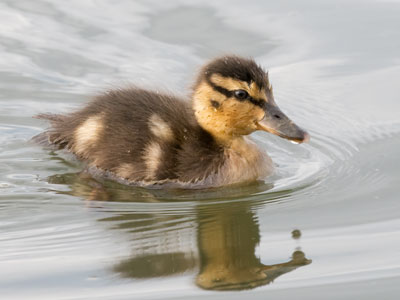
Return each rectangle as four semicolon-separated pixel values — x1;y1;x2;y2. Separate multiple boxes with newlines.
254;107;265;122
148;114;174;142
73;114;104;155
143;142;162;179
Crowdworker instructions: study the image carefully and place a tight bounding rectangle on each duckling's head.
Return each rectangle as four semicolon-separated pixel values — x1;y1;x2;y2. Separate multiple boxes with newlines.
192;56;309;144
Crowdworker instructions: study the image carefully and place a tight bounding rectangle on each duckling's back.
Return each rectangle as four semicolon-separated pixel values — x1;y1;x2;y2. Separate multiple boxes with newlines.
34;88;225;186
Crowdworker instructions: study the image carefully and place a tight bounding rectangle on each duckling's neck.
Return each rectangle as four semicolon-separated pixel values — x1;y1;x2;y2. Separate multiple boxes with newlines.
228;136;253;151
214;135;250;151
190;102;273;185
217;136;273;186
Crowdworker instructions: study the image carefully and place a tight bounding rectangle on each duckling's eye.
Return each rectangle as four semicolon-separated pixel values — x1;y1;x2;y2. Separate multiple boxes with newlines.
234;89;249;100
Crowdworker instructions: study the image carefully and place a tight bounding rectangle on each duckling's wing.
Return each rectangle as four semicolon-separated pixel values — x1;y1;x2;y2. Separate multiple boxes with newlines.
176;128;225;185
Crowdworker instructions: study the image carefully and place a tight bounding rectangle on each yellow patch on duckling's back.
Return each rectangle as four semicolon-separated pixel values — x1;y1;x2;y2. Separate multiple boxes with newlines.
143;142;162;179
115;163;136;179
73;114;104;156
148;114;174;142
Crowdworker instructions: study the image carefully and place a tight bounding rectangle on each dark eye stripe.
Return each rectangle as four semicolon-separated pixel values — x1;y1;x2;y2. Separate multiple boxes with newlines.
211;84;233;98
206;78;266;109
247;96;267;109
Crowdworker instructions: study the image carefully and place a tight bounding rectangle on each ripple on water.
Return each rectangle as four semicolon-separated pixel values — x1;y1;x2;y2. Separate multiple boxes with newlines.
1;0;400;297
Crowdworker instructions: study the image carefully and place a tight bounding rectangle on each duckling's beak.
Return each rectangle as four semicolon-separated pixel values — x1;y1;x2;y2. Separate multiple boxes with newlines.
256;103;310;143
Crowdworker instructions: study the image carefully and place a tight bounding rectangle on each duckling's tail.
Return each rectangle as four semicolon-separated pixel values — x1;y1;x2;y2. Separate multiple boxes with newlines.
34;113;65;123
32;113;68;149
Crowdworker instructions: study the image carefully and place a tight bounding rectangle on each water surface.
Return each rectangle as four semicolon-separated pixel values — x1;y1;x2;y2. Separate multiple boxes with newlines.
1;0;400;299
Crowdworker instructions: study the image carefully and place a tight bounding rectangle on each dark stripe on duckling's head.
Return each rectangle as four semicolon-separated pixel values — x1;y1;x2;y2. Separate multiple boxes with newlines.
203;55;269;90
205;77;267;110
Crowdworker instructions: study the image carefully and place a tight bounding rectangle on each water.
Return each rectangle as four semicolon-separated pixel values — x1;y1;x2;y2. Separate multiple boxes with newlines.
1;0;400;299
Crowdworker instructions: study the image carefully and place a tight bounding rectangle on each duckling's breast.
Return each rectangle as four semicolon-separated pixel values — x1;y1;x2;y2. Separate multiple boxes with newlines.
212;137;273;186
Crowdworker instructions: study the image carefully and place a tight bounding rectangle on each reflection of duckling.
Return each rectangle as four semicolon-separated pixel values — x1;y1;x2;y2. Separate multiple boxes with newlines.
34;56;309;188
103;196;312;291
196;203;311;291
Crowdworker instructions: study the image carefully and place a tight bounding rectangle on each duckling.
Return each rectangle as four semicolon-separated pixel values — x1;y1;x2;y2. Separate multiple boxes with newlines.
33;55;309;188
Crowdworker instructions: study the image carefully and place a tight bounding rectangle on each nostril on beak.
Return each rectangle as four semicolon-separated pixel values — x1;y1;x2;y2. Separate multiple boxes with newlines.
274;114;281;119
